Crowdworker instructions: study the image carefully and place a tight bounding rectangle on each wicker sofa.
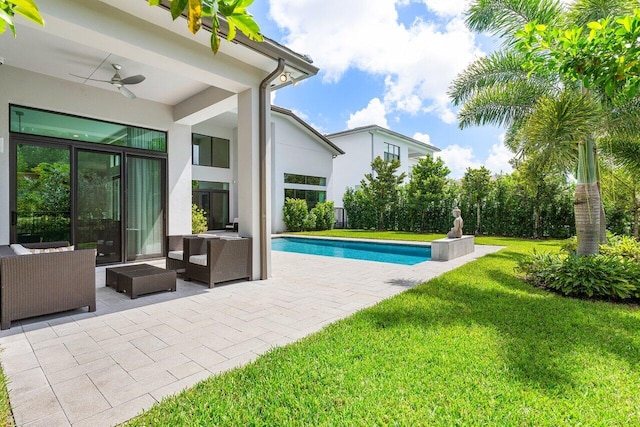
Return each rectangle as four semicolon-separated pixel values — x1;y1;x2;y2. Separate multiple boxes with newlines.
0;241;96;330
183;236;252;287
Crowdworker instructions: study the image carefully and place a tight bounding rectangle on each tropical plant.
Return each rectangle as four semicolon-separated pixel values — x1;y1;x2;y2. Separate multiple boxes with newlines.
282;198;308;232
147;0;262;53
450;0;640;255
0;0;44;35
406;155;450;232
310;201;335;231
461;166;492;235
360;157;406;230
191;204;208;234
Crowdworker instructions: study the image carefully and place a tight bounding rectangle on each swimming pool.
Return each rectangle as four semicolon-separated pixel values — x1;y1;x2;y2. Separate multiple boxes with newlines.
272;237;431;265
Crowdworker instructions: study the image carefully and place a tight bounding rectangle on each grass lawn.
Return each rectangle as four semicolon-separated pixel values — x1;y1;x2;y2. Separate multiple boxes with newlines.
123;234;637;425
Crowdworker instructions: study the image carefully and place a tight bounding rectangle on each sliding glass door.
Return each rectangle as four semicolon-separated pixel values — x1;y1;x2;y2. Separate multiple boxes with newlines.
77;151;122;265
127;156;163;261
14;143;71;243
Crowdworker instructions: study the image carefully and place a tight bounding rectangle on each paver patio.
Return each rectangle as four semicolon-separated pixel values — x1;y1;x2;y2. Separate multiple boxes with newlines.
0;244;502;426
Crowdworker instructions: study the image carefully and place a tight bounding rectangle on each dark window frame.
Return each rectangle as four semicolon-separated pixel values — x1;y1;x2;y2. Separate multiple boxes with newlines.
192;133;230;168
384;142;400;162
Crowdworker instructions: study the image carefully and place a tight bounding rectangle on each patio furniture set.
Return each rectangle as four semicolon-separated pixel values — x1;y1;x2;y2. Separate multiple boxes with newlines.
0;235;252;329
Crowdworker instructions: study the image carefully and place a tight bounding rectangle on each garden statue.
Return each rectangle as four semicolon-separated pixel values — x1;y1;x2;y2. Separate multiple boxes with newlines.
446;207;463;238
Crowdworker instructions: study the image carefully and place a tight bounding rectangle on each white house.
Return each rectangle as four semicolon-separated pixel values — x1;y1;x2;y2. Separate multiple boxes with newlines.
270;106;344;233
327;125;441;210
0;0;318;279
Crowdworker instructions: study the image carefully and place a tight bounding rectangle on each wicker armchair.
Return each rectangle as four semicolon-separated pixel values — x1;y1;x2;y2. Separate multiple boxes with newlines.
184;237;252;287
0;241;96;329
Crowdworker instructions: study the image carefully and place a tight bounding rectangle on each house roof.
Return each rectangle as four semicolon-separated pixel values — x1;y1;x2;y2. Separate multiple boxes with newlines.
158;0;319;87
271;106;345;156
326;125;441;153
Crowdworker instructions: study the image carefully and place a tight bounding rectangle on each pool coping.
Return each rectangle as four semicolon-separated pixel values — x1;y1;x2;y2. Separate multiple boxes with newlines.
272;234;432;248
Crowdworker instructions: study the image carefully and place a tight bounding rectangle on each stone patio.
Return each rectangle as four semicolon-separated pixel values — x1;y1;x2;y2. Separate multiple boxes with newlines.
0;244;502;426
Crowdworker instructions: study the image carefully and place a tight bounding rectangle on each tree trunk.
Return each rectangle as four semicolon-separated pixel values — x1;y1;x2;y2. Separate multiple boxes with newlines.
574;181;601;255
575;136;600;255
597;181;607;244
476;203;481;235
533;204;540;238
634;193;639;240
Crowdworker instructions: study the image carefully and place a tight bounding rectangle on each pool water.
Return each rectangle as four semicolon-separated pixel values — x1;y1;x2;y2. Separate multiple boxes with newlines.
272;237;431;265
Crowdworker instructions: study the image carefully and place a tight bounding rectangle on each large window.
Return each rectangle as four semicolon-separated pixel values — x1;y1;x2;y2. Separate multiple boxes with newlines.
284;189;326;208
384;142;400;162
11;107;166;265
284;173;327;208
192;134;230;168
192;181;229;230
10;105;166;152
284;173;326;186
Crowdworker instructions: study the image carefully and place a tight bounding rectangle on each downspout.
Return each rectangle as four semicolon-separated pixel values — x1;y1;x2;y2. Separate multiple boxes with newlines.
258;58;285;280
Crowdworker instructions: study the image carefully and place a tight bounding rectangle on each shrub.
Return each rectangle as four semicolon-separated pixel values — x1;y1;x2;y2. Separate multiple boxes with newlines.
600;235;640;262
283;198;308;232
303;212;317;231
310;201;335;231
192;204;208;234
516;250;640;300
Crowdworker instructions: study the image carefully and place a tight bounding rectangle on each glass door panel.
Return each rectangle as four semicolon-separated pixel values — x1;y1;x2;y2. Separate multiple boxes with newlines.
193;191;211;231
77;151;121;265
127;156;163;260
15;144;71;243
211;191;229;230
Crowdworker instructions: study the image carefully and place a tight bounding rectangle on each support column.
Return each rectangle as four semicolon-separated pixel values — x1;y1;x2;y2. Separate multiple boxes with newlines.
237;87;265;279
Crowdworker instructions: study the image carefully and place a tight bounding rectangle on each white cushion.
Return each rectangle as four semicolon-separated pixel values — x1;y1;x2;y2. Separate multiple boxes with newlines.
28;245;74;254
167;250;183;260
197;234;219;238
189;254;207;266
10;244;31;256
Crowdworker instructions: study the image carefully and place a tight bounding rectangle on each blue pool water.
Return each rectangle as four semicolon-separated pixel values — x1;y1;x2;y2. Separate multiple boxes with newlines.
272;237;431;265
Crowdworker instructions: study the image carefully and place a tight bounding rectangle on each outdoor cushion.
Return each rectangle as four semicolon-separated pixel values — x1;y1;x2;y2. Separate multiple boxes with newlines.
28;245;74;254
167;250;184;260
189;254;207;266
9;244;31;256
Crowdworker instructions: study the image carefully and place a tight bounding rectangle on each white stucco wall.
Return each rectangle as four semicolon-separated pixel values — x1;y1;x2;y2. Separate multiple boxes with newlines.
0;66;192;244
271;114;336;233
330;130;437;209
190;123;238;223
331;132;374;209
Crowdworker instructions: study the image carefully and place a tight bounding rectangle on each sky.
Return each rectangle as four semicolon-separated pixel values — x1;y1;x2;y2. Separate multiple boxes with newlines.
248;0;515;178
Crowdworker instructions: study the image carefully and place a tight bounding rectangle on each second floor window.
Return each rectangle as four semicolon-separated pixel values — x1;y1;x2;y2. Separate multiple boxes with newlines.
192;134;230;168
384;142;400;162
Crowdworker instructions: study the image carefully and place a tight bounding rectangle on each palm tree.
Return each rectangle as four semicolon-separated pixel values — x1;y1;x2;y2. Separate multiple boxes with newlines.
449;0;640;255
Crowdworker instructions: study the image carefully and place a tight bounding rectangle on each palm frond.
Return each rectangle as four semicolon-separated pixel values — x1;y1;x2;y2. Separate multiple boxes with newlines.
567;0;638;27
465;0;563;44
456;81;548;129
603;97;640;139
448;50;555;105
599;137;640;173
516;91;601;174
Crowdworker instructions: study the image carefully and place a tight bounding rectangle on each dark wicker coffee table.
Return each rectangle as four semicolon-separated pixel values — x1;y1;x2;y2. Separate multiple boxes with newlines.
105;264;176;299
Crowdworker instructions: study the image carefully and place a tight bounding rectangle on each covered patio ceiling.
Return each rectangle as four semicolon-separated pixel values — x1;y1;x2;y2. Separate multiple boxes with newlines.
0;0;311;113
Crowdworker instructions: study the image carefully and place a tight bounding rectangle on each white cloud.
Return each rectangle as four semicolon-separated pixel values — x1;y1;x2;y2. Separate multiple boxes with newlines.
484;138;514;176
269;0;483;124
419;0;471;18
412;132;431;144
435;135;513;179
435;144;480;179
346;98;389;129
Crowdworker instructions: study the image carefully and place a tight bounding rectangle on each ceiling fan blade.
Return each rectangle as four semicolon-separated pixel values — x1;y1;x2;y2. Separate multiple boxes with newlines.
118;85;136;99
120;75;145;85
69;73;111;83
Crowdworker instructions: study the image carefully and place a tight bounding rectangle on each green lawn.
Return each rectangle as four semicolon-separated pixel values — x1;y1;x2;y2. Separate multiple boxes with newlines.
122;234;638;425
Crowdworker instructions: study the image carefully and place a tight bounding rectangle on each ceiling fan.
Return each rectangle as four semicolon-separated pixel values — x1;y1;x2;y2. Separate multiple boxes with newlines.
71;64;145;99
